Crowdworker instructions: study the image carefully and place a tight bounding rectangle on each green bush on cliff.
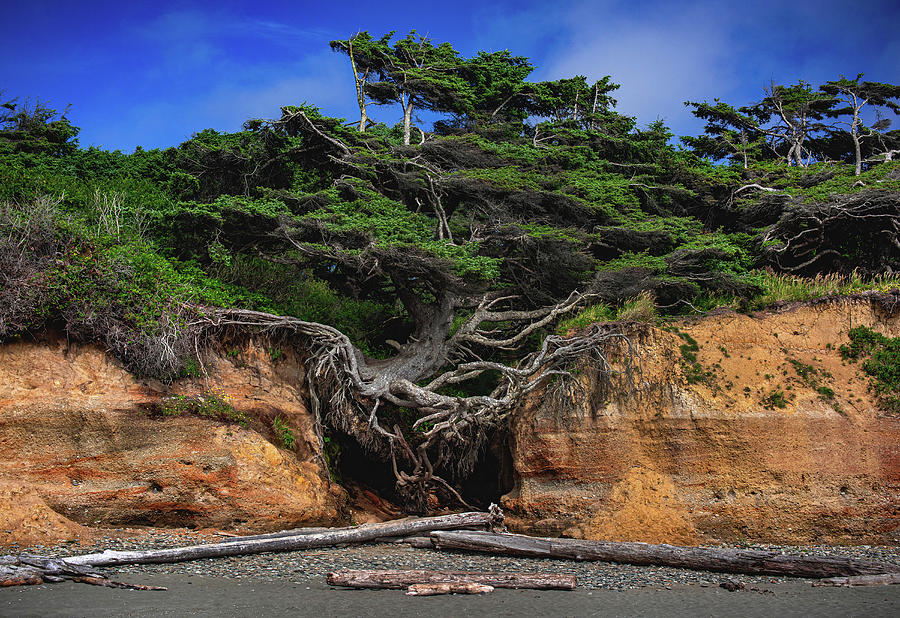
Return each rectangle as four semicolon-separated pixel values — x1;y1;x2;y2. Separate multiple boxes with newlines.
840;326;900;415
158;390;248;426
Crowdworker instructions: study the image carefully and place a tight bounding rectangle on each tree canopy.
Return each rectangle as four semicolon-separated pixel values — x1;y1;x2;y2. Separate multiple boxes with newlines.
685;75;900;174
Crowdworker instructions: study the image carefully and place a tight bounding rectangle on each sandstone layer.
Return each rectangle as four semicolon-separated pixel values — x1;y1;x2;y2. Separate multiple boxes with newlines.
502;293;900;545
0;335;346;546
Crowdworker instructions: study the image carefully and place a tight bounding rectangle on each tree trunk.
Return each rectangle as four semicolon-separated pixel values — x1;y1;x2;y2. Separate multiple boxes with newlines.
60;513;493;568
402;95;413;146
407;582;493;595
815;573;900;587
740;129;748;169
429;531;899;579
348;42;368;132
326;568;576;590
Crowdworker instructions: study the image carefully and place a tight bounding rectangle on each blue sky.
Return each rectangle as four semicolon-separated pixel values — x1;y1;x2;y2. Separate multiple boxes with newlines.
3;0;898;152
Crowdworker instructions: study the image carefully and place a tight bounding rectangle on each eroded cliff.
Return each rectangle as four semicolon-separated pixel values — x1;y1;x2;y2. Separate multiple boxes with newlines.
3;293;899;548
0;335;346;546
502;293;900;544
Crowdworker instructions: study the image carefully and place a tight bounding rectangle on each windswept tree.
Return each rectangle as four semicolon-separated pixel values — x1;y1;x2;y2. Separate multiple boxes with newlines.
363;31;470;145
526;75;619;125
199;103;642;509
456;50;534;129
821;74;900;175
686;81;836;167
524;76;621;148
754;81;835;166
329;32;394;132
682;99;768;168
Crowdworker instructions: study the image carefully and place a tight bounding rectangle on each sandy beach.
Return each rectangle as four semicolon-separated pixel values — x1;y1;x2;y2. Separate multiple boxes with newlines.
3;574;900;617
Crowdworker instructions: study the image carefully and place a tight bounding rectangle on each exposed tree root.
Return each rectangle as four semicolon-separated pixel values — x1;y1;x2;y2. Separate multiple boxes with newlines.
192;290;636;511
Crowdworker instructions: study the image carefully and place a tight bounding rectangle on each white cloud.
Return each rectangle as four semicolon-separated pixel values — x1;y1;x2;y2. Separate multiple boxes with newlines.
540;2;737;133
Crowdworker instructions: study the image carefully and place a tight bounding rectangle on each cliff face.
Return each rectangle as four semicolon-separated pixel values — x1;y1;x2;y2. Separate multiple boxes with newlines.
3;294;899;548
502;294;900;545
0;335;346;546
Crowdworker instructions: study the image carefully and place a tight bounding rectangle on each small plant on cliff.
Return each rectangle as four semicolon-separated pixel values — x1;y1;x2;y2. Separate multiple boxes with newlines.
159;388;247;426
272;415;296;449
179;356;201;378
840;326;900;415
761;390;788;409
673;329;715;386
787;357;834;399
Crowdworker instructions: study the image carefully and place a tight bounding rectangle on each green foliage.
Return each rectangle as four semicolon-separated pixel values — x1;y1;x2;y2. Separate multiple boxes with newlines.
180;357;201;378
742;270;900;310
840;326;900;415
4;48;898;400
557;303;614;332
272;415;296;449
817;386;835;399
599;251;667;273
0;96;79;157
159;389;248;426
299;184;500;280
762;390;788;409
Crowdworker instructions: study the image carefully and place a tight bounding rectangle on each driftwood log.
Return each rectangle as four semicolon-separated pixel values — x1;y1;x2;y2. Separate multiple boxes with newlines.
407;582;493;595
326;568;576;590
0;555;165;590
814;573;900;587
0;512;494;587
429;531;900;579
62;512;493;568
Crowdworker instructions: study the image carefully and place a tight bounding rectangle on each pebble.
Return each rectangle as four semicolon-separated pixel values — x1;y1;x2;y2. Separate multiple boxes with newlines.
15;531;900;591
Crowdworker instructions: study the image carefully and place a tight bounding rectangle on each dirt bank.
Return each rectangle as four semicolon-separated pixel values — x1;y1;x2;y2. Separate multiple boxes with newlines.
503;293;900;544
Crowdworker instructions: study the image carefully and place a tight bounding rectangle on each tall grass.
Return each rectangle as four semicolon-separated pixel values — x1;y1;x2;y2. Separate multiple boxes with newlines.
557;271;900;333
748;270;900;308
558;290;658;333
692;270;900;314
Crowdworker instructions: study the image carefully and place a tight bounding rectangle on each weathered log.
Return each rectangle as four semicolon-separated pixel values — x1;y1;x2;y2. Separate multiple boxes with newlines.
61;512;493;568
1;564;44;587
429;531;900;579
0;556;163;589
400;536;435;549
814;573;900;587
407;582;493;596
70;576;167;591
326;568;576;590
211;527;333;543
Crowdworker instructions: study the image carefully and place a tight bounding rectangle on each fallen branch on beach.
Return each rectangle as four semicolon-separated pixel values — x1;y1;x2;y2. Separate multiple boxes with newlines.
326;568;576;590
427;530;900;579
814;573;900;587
0;555;165;590
407;582;493;595
0;511;495;588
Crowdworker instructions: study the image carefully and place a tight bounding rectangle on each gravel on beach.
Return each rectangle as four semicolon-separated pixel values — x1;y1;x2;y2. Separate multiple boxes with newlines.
12;529;900;591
